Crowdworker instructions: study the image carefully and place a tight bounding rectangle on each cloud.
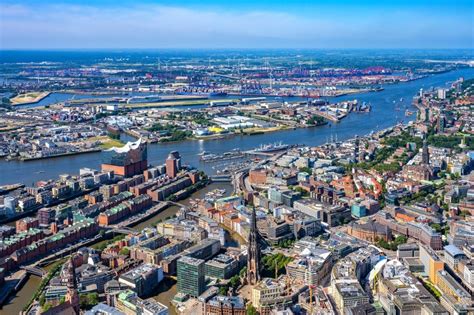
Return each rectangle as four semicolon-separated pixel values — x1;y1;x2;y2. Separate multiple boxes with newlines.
0;3;472;48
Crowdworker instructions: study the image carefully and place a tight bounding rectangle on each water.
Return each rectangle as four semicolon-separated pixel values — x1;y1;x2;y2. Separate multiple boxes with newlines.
1;262;58;315
1;68;473;186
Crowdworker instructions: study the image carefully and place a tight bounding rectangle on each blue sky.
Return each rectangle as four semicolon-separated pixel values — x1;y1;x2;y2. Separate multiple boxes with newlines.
1;0;472;49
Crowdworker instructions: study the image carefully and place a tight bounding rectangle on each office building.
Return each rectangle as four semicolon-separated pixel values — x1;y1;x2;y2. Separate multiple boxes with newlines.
177;256;205;297
118;264;164;297
205;254;239;280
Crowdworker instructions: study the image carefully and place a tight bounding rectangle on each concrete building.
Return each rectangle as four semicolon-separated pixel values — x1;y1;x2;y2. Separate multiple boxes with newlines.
119;264;164;297
177;256;205;297
204;254;239;280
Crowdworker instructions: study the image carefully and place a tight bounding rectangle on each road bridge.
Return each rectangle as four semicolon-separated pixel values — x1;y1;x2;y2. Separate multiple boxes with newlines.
21;266;47;277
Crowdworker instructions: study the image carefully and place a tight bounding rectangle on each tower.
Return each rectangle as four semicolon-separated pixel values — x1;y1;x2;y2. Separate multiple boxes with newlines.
247;207;261;285
166;151;181;178
354;137;360;163
64;256;80;314
421;136;429;165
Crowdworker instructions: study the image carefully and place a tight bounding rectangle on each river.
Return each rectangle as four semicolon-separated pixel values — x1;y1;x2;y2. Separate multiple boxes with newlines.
1;182;233;314
2;68;473;186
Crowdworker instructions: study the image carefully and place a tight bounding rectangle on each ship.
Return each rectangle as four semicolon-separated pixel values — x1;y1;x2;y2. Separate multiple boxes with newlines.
209;92;228;97
197;151;209;156
126;95;162;104
254;142;289;153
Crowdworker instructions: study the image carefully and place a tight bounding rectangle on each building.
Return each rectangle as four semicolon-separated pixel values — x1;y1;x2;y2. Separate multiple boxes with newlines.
377;259;447;315
419;244;444;284
37;207;56;226
205;254;239;280
247;207;262;285
351;204;367;218
43;256;80;315
102;139;148;177
286;248;332;286
119;263;164;297
3;196;17;215
443;245;466;270
251;277;306;314
202;295;246;315
177;256;205;297
332;282;369;312
165;151;181;179
16;217;39;233
347;220;391;243
85;303;125;315
116;290;168;315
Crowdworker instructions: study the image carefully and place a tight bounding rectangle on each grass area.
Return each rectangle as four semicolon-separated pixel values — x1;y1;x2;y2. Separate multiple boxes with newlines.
11;92;49;105
239;126;288;135
88;136;125;149
261;253;293;278
92;234;125;251
420;278;442;300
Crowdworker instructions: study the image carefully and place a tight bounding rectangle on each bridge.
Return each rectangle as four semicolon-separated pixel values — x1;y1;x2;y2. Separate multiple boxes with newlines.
210;175;232;182
107;226;136;235
167;201;189;210
21;266;47;277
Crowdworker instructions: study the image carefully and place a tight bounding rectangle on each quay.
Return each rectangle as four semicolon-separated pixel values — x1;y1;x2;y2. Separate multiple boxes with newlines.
0;183;25;195
19;148;102;161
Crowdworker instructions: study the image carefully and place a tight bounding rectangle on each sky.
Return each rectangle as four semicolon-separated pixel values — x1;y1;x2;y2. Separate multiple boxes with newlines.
0;0;472;49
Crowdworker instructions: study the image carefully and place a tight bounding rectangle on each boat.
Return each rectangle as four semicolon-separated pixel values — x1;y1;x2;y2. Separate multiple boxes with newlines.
209;92;228;97
197;151;209;156
254;142;289;153
200;154;218;161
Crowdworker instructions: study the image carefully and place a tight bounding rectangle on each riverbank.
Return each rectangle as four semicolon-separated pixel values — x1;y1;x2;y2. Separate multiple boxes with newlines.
10;92;51;106
18;148;102;162
1;68;472;186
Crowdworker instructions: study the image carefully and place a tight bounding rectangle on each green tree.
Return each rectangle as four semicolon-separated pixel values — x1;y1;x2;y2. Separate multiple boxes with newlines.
119;247;130;256
42;303;53;312
246;303;258;315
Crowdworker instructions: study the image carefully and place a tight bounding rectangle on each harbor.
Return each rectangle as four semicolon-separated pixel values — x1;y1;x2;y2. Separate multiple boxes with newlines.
1;67;472;186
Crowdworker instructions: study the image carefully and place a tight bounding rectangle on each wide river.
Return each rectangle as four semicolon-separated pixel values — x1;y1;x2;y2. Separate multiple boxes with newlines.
1;68;473;187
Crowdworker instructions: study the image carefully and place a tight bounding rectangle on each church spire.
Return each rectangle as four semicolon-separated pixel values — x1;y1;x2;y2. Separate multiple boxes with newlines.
422;136;429;165
64;256;80;314
247;207;261;285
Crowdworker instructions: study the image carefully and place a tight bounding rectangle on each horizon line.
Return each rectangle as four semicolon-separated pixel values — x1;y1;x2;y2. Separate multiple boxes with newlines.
1;48;473;51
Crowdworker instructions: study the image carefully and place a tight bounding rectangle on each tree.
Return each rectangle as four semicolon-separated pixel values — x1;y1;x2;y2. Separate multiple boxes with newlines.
42;303;53;312
218;286;228;295
246;303;258;315
80;293;99;310
119;247;130;256
239;266;247;278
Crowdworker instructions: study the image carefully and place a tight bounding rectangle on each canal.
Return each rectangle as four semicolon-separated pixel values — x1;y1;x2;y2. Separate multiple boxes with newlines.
1;68;472;186
1;182;233;314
